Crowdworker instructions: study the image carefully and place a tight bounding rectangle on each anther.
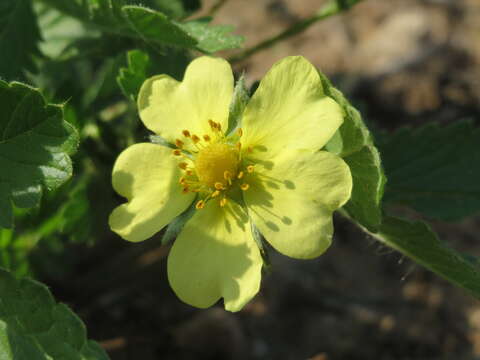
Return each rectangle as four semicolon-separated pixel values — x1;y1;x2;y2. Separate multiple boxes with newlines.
214;182;225;190
175;139;184;148
179;177;186;184
179;162;188;170
182;130;191;138
247;147;253;153
211;190;220;198
209;120;221;131
173;149;182;156
182;187;189;194
240;183;250;191
203;134;211;142
237;171;244;179
186;170;193;176
237;128;243;137
223;171;232;180
191;135;200;143
195;200;205;209
220;198;227;207
247;165;254;173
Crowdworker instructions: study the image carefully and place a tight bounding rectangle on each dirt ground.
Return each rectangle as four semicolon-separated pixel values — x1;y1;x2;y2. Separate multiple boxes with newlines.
54;1;480;359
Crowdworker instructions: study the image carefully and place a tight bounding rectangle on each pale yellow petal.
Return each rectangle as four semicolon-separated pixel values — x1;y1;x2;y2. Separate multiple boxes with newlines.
137;56;233;145
241;56;343;161
168;200;262;312
109;143;195;242
244;150;352;259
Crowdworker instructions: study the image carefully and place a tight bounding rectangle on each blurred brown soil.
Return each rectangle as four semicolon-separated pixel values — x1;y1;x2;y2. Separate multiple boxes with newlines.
62;1;480;359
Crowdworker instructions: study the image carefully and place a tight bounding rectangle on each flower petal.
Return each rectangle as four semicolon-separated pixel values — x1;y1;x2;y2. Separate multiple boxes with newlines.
138;56;233;145
244;150;352;259
241;56;343;161
168;200;262;312
109;143;195;242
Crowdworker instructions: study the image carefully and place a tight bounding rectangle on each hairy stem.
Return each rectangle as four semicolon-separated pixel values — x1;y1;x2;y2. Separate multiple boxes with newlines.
229;0;364;63
207;0;229;16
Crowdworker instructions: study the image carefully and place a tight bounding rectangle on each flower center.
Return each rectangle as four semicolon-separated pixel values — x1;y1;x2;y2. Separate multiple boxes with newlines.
171;120;254;209
195;143;239;188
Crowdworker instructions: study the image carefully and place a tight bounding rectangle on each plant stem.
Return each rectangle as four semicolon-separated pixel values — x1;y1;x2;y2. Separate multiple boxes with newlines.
229;0;364;64
207;0;229;17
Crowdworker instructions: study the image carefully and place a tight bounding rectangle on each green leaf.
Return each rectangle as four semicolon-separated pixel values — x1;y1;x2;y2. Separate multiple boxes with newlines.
0;267;109;359
123;8;243;53
57;176;93;244
146;0;200;19
0;80;79;228
321;74;386;231
0;228;31;277
0;0;41;80
117;48;190;102
37;0;131;35
369;216;480;299
122;6;197;48
39;1;243;53
379;120;480;221
180;17;244;53
35;3;96;59
117;50;150;102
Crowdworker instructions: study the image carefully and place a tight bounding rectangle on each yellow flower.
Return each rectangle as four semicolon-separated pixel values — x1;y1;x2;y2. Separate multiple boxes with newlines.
109;56;352;311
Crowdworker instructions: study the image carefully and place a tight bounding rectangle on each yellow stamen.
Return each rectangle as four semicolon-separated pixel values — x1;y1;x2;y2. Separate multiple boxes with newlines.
214;182;225;190
182;187;189;194
179;162;188;170
203;134;211;142
247;165;254;173
186;170;193;176
179;177;186;184
211;190;220;198
182;130;191;138
237;171;244;179
209;120;221;131
219;198;227;207
195;200;205;209
223;170;232;185
240;183;249;191
175;139;184;148
237;128;243;137
173;149;182;156
191;134;200;143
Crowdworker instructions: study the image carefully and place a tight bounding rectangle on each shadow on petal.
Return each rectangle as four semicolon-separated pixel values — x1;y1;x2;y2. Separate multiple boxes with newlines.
168;201;263;311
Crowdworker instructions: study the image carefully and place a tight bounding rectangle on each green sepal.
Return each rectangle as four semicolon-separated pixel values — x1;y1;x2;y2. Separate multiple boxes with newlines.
162;202;196;245
226;73;249;135
319;72;386;232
